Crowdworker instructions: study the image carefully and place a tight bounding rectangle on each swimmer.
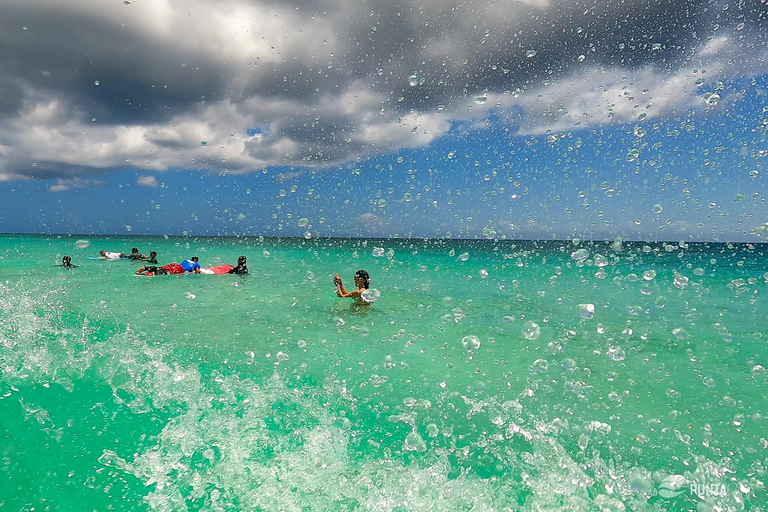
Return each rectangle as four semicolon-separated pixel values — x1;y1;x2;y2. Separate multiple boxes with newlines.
142;251;158;264
135;262;185;276
58;255;78;268
227;256;248;274
334;270;370;300
181;256;201;274
128;247;147;260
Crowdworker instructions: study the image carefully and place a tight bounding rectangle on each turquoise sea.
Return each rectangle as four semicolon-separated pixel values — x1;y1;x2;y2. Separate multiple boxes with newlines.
1;235;766;511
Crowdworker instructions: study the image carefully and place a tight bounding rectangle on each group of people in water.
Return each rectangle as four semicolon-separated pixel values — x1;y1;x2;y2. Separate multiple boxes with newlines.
58;249;372;300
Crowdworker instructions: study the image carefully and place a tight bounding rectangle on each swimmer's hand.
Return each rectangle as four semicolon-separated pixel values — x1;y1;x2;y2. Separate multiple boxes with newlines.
333;276;341;286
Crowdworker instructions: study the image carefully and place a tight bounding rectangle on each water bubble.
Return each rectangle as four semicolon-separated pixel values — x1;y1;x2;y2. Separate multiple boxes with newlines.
526;50;537;58
461;335;481;351
369;374;388;387
75;239;90;249
695;78;705;86
652;204;663;214
185;293;196;299
94;80;100;86
303;231;312;240
633;126;646;137
522;321;541;340
125;225;132;232
458;252;470;261
626;149;640;162
377;199;387;208
672;328;688;339
298;217;309;227
705;93;720;105
666;389;680;399
408;75;419;87
372;247;385;257
642;270;656;280
578;54;586;62
479;269;488;278
475;95;487;105
593;253;608;267
561;358;577;371
703;376;716;388
750;170;759;178
200;140;207;146
530;358;549;372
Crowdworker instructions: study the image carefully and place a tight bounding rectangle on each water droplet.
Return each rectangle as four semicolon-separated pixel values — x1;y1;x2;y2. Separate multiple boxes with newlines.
458;252;470;261
626;148;640;162
479;269;488;278
361;288;381;303
633;126;646;137
703;376;716;388
185;292;196;299
749;170;759;178
522;321;541;340
530;358;548;372
76;239;90;249
372;247;385;257
303;231;312;240
577;54;586;62
706;93;720;105
526;50;537;58
571;248;589;262
643;270;656;280
578;303;595;319
408;75;419;87
125;225;132;232
653;204;663;214
461;335;481;351
672;328;688;339
200;140;207;146
695;78;705;87
404;431;426;452
607;346;625;361
475;95;487;105
298;217;309;227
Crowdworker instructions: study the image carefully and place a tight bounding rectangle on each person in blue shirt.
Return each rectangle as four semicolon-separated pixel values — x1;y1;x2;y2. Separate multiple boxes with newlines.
181;256;201;273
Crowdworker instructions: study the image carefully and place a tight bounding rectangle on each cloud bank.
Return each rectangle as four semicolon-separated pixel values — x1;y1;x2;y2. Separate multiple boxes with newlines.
0;0;764;181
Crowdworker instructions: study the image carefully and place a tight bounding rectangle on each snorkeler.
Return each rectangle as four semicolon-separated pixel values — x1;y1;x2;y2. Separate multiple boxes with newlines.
227;256;248;274
142;251;158;264
181;256;201;274
58;255;78;268
128;247;147;260
334;270;370;300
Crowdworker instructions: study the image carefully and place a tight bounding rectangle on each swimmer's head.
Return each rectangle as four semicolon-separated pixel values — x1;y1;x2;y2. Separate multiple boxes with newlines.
191;256;199;262
131;247;139;254
63;255;71;264
354;269;370;289
99;250;106;256
149;251;157;258
238;256;246;265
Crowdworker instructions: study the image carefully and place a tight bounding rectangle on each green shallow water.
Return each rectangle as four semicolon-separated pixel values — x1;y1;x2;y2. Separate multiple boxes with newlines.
1;235;767;510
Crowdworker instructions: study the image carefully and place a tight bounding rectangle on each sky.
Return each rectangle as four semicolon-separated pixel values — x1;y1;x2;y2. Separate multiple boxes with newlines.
1;0;768;241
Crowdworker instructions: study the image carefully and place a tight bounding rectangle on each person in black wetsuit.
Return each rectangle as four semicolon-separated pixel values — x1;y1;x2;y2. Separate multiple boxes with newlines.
128;247;147;261
59;255;78;268
228;256;248;274
142;251;158;264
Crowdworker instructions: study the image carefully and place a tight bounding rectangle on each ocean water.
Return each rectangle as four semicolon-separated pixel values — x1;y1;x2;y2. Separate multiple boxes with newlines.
1;235;766;511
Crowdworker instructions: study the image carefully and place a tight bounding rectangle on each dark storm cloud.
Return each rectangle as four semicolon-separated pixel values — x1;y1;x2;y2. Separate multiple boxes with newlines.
0;0;765;181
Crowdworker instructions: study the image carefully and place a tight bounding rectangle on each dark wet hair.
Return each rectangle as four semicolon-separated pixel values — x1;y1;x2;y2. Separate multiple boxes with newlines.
63;255;71;263
131;247;139;253
354;269;370;289
149;251;157;257
238;256;246;264
191;256;199;262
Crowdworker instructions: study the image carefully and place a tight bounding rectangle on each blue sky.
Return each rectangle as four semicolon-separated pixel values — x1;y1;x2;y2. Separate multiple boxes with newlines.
1;0;767;241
